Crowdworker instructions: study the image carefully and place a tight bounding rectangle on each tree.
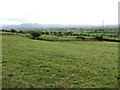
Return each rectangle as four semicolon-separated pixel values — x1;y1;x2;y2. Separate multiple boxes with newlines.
11;29;17;33
67;31;73;36
53;32;57;35
19;30;26;34
57;32;62;36
30;31;41;39
94;36;103;41
44;31;49;35
76;36;85;40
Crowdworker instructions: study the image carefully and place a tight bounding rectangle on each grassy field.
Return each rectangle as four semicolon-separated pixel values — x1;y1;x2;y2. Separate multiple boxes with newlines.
40;35;78;41
2;35;118;88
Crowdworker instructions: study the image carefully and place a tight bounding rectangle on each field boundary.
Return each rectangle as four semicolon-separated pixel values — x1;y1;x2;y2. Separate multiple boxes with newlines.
37;37;120;42
103;38;120;42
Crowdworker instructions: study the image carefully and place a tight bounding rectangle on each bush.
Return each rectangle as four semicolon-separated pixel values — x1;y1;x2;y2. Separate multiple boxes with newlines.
76;36;85;40
30;31;41;39
19;30;26;34
94;36;103;41
11;29;17;33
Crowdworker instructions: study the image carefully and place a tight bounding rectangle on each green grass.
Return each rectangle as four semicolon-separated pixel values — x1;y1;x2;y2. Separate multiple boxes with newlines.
2;35;118;88
0;32;11;34
40;35;95;41
82;32;118;39
40;35;77;40
40;34;119;41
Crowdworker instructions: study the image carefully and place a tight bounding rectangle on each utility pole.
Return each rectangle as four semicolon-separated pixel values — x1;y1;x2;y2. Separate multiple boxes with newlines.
102;20;105;35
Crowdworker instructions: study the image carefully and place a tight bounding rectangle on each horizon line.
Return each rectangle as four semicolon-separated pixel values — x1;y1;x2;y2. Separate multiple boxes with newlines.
0;23;118;26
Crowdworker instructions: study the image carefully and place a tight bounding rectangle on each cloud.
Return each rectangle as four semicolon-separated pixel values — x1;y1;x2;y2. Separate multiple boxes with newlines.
0;17;29;25
0;0;119;25
0;18;27;22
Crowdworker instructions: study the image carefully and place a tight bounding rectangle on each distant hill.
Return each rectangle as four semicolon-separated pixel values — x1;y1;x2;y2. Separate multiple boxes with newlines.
1;23;118;31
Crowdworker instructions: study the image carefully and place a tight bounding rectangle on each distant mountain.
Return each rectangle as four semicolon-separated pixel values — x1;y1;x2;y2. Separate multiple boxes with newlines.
1;23;118;31
1;23;84;30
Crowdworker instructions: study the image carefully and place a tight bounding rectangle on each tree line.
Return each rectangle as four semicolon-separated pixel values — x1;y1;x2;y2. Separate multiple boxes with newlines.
1;29;119;41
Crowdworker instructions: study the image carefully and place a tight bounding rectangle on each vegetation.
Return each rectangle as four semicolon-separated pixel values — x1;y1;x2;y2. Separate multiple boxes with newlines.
2;35;118;88
1;28;119;41
30;31;41;39
1;27;119;88
10;29;17;33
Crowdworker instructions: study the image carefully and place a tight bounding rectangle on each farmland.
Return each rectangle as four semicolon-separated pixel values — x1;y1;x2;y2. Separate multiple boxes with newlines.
2;35;118;88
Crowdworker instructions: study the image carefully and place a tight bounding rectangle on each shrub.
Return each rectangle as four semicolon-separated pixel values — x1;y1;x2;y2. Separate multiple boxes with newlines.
76;36;85;40
11;29;17;33
30;31;41;39
57;32;62;36
19;30;26;34
94;36;103;41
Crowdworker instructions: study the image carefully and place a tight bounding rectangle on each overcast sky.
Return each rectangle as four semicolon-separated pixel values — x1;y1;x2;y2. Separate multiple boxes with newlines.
0;0;119;25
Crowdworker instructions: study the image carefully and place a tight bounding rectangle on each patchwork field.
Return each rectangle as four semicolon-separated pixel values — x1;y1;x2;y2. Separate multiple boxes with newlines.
2;35;118;88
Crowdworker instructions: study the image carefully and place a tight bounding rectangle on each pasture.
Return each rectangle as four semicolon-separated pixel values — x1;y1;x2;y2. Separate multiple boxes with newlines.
2;35;118;88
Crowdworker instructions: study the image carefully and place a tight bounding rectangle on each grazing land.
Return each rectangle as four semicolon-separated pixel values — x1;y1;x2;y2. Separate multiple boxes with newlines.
2;35;118;88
